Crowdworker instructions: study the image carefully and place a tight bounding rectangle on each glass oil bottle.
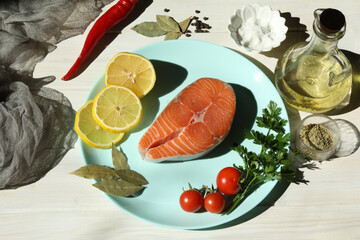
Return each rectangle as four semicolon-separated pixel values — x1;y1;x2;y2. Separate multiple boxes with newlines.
275;8;352;113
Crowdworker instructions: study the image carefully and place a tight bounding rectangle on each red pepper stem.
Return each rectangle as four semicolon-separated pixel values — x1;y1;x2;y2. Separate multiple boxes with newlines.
62;0;138;81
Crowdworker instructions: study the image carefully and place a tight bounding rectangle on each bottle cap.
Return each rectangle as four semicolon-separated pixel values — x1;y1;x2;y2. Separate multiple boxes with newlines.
320;8;345;34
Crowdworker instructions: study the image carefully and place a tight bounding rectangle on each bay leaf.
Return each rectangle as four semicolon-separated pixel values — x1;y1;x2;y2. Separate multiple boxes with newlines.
164;31;182;40
115;169;149;185
156;15;181;32
131;21;167;37
179;17;192;33
70;164;119;180
112;144;130;170
93;179;144;197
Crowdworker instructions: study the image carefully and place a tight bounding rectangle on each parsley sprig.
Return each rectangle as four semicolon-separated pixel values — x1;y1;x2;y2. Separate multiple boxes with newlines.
223;101;297;215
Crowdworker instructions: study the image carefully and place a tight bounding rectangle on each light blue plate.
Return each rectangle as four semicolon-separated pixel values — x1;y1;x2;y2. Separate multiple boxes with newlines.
80;39;289;229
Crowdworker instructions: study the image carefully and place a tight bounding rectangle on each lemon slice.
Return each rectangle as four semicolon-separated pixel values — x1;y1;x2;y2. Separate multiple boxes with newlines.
105;52;156;98
75;100;124;148
92;85;142;133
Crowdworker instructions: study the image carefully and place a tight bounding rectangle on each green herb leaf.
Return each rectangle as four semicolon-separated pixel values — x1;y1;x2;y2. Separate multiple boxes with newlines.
223;101;303;215
156;15;181;32
179;17;192;33
70;164;119;180
112;144;130;170
131;21;168;37
115;169;149;185
93;179;144;197
164;31;182;40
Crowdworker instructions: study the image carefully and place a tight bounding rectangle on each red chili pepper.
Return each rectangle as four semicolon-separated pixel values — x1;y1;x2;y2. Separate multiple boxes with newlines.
62;0;138;81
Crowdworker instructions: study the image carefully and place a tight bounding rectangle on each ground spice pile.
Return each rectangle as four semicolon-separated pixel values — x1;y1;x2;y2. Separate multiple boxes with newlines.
300;123;334;150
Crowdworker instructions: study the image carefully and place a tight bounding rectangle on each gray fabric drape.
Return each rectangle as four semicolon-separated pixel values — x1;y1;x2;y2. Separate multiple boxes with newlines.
0;0;115;189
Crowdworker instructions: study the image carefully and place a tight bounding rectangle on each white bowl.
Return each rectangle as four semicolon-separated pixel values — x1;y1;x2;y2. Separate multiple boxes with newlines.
228;3;288;53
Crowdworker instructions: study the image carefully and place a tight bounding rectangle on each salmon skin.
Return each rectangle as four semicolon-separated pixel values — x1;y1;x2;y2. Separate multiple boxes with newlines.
138;77;236;162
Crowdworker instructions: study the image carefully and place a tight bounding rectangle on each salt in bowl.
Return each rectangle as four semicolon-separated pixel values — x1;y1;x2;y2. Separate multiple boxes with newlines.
228;3;288;53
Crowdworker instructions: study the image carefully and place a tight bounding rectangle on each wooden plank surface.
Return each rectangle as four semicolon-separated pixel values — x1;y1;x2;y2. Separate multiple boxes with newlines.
1;0;359;239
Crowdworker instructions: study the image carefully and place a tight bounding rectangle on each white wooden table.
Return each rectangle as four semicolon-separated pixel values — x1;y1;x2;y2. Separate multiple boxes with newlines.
1;0;359;239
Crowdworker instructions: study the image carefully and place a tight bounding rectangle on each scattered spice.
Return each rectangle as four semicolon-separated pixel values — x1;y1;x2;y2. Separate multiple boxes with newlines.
300;123;334;150
131;15;191;40
193;17;212;33
131;10;212;39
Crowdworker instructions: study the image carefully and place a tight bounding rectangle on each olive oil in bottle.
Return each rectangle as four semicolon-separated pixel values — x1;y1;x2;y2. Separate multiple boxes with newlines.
275;8;352;113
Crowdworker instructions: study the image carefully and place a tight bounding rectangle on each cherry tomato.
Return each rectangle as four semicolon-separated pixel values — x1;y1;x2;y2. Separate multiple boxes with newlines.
204;192;226;214
179;190;203;212
216;167;242;195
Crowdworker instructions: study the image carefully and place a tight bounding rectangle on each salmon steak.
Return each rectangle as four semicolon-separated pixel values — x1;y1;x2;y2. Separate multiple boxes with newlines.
138;77;236;162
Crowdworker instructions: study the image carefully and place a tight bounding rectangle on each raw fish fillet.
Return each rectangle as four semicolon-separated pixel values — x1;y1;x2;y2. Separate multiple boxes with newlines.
138;78;236;162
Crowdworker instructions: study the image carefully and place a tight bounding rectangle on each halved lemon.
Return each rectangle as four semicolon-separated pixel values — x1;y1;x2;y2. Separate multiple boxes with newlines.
105;52;156;98
92;85;142;133
74;100;124;148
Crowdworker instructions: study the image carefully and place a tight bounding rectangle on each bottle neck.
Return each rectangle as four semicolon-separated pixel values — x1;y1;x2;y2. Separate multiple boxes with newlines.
309;8;346;54
308;31;338;53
